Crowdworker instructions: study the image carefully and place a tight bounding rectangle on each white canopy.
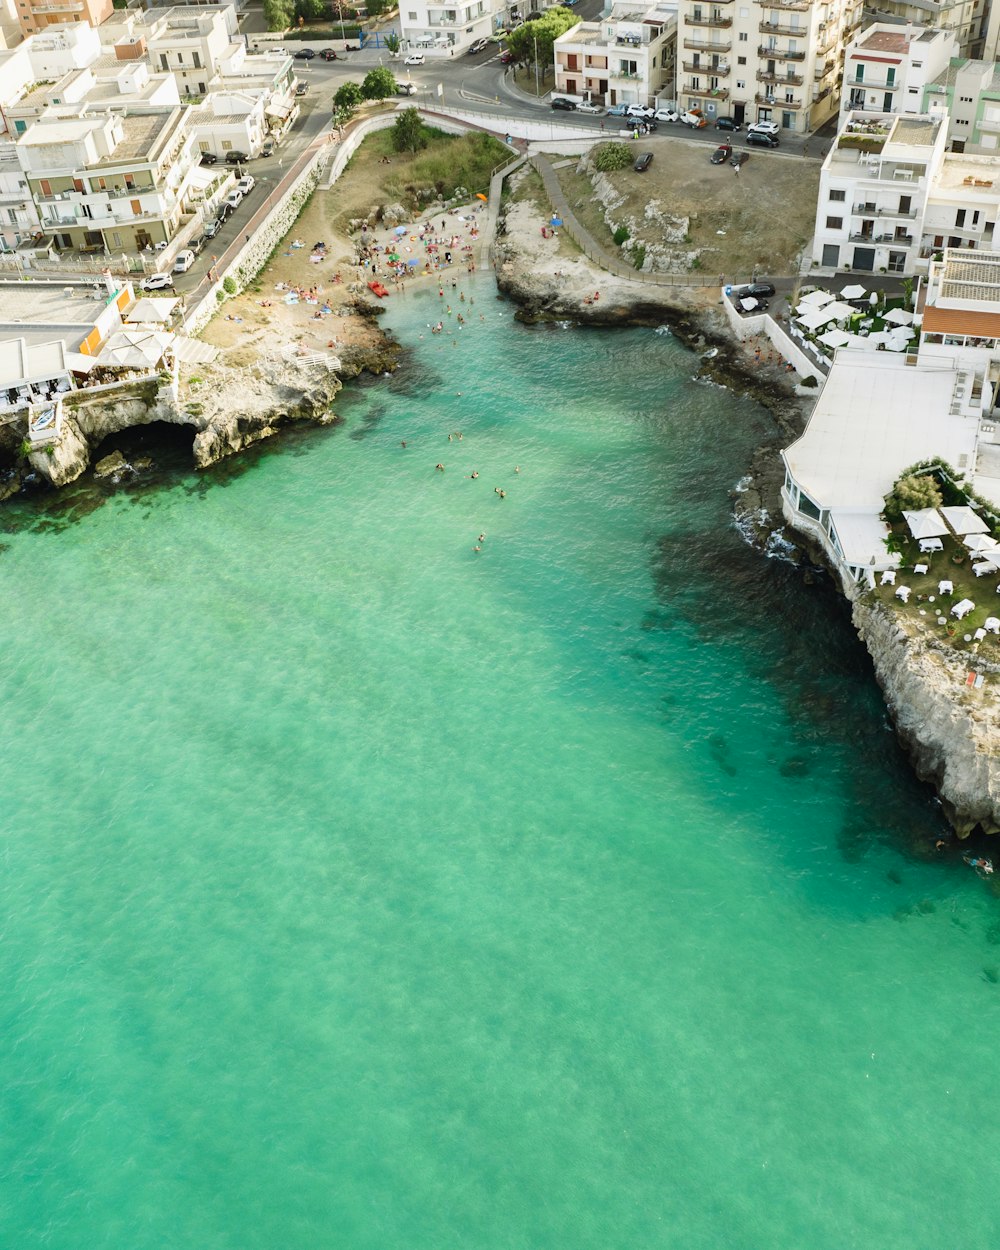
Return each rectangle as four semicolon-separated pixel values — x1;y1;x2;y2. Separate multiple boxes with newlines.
798;306;840;331
800;288;835;307
965;532;999;553
818;327;851;348
740;297;759;311
824;300;858;321
125;297;178;324
941;505;990;535
97;329;172;370
841;283;867;299
840;333;880;351
883;307;914;326
903;507;949;539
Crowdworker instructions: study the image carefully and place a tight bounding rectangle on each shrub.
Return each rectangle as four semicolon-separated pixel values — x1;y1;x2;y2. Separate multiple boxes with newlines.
801;375;819;388
884;473;942;521
593;142;633;173
612;225;629;245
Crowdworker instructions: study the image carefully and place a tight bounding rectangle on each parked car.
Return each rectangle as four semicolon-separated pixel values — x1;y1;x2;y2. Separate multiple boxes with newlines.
404;52;425;65
295;82;308;96
237;175;255;195
141;273;174;291
398;81;417;94
606;103;629;117
711;143;732;165
173;249;196;273
739;296;768;313
199;151;218;166
633;151;653;172
747;120;779;136
320;48;338;60
654;107;679;122
626;104;654;119
499;49;514;64
203;218;221;238
551;97;576;111
746;130;779;148
731;152;748;169
736;282;776;298
715;116;740;131
224;189;244;210
680;109;707;128
225;150;249;164
261;138;275;157
576;100;603;114
294;47;315;59
469;37;491;53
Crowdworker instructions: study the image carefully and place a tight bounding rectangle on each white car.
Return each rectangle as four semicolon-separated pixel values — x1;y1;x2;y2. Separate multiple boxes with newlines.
626;104;654;119
747;120;780;137
576;101;603;114
141;273;174;291
224;189;243;210
654;107;679;122
404;53;425;65
237;175;255;195
173;249;196;273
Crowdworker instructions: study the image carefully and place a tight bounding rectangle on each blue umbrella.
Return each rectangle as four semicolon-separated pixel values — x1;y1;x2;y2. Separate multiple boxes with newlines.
394;226;408;235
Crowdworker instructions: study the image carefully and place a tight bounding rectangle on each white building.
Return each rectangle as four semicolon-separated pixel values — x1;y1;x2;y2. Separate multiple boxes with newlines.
673;0;864;134
859;0;986;60
781;352;982;584
399;0;498;54
553;2;677;108
840;23;955;121
812;111;947;272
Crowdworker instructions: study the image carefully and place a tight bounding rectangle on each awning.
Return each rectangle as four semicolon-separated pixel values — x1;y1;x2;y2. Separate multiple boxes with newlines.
266;100;293;120
940;505;989;535
65;351;99;373
902;508;949;540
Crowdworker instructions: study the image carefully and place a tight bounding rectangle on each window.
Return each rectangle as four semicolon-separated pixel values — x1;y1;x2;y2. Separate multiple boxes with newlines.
738;30;747;40
826;216;843;229
908;87;918;95
408;10;417;18
829;189;845;202
855;65;864;82
736;79;745;89
957;208;967;226
737;55;746;64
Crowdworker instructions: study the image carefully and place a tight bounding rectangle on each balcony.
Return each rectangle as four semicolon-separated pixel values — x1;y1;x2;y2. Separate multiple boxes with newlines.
685;83;730;99
752;0;812;8
686;13;733;27
609;67;642;79
29;1;84;10
683;59;729;74
755;91;802;108
849;232;913;245
850;78;899;92
683;35;731;50
757;45;805;59
853;204;918;219
758;68;803;86
758;20;807;36
814;60;834;81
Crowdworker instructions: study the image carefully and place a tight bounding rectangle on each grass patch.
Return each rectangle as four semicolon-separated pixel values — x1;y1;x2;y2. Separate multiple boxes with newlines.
552;164;618;252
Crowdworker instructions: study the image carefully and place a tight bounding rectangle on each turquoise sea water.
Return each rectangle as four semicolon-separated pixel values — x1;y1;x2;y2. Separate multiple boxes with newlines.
2;280;1000;1249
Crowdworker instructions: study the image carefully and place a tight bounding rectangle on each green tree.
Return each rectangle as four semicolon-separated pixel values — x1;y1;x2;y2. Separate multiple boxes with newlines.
392;107;427;153
263;0;294;31
334;80;363;113
506;7;578;82
366;0;389;15
294;0;326;19
593;141;632;172
361;66;397;99
383;30;401;55
885;473;943;521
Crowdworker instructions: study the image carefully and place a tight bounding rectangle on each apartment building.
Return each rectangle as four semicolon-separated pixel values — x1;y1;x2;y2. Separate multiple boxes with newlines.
399;0;497;53
861;0;986;59
840;23;956;119
15;0;112;41
552;2;677;108
17;104;199;252
812;111;947;272
924;57;1000;151
674;0;864;133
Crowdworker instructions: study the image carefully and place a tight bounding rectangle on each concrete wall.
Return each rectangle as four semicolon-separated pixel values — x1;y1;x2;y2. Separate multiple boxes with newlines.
721;290;823;381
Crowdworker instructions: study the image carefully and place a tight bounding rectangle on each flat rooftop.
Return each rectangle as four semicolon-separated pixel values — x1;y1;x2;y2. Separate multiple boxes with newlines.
891;116;940;148
936;248;1000;303
857;30;911;54
0;282;114;327
97;111;173;164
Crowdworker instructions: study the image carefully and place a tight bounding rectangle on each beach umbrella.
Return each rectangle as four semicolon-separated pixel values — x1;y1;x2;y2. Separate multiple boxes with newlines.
884;307;914;325
903;508;949;540
388;252;400;261
841;283;867;299
550;217;562;227
965;533;1000;553
941;505;990;535
818;327;850;348
476;193;488;202
824;300;857;321
394;226;407;235
800;289;834;307
407;259;419;268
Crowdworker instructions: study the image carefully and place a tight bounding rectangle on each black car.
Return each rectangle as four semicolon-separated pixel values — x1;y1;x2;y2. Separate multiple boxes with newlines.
737;282;776;299
294;47;315;59
199;151;218;166
225;150;249;164
551;97;576;111
715;116;739;131
633;152;653;172
320;48;338;60
710;143;732;164
746;131;779;148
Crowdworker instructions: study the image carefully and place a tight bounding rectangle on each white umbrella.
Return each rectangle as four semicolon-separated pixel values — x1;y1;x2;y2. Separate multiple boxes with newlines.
125;297;178;324
965;533;1000;553
818;327;850;348
903;508;949;540
824;300;857;321
797;308;832;331
941;505;990;535
841;283;867;299
883;307;914;325
740;297;759;311
840;333;879;351
800;289;835;307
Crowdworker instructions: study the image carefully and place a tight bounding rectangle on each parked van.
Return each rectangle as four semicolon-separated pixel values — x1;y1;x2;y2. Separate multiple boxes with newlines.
173;249;196;273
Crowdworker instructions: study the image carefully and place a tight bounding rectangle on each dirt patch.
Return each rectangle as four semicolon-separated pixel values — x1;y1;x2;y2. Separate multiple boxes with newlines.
554;136;819;279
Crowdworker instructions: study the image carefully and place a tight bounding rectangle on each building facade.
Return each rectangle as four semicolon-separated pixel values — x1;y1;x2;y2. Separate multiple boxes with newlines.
15;0;112;40
553;3;676;108
398;0;498;54
840;23;956;120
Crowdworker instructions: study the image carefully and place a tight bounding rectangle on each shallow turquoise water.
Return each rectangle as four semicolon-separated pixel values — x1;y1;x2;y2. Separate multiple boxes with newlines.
2;281;999;1249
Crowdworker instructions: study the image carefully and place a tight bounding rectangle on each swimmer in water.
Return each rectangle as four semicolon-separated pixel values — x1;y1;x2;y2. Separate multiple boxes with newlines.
473;544;481;552
400;441;407;448
435;463;445;471
514;465;520;473
478;533;486;542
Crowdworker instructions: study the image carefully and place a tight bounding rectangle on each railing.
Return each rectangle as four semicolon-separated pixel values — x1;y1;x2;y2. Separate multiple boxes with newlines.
683;60;729;74
755;92;801;108
685;83;729;98
757;45;805;59
752;0;812;9
609;67;641;79
758;20;807;36
851;78;899;91
852;204;918;218
686;14;732;27
683;36;731;50
757;68;803;85
848;232;913;244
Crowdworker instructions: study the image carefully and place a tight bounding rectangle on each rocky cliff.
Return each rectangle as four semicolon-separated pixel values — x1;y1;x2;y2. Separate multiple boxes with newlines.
853;594;1000;836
